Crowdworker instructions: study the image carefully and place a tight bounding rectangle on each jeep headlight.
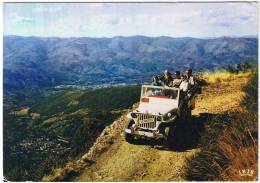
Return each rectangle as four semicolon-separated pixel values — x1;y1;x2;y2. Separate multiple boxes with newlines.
131;113;137;118
167;112;172;117
163;112;175;121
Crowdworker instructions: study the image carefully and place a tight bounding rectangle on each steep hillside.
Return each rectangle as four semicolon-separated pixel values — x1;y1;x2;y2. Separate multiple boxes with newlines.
4;36;258;90
3;86;140;181
43;71;254;181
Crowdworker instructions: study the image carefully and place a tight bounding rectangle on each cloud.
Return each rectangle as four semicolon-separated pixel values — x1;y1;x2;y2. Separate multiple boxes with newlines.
12;15;35;24
32;6;62;13
3;2;258;38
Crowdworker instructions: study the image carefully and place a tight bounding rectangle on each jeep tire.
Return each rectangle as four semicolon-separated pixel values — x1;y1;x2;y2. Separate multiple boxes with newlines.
124;119;135;143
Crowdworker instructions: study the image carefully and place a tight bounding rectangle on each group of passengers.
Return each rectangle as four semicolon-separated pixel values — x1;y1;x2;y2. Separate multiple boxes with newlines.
151;69;195;92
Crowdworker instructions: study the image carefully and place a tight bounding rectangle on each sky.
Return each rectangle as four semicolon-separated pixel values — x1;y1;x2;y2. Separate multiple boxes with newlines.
3;2;259;38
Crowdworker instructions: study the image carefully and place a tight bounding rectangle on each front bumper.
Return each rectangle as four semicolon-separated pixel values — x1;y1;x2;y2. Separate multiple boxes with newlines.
125;128;164;138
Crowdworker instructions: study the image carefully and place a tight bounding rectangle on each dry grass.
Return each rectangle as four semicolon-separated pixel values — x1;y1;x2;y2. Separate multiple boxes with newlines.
42;163;81;182
218;110;257;181
200;71;251;84
186;111;257;181
185;70;258;181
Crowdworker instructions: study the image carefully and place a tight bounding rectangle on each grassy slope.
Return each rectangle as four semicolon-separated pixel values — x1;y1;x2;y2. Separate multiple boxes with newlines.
185;70;258;181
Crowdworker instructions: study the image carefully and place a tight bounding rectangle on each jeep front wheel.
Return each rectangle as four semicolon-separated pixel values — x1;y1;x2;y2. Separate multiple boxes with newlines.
124;119;135;143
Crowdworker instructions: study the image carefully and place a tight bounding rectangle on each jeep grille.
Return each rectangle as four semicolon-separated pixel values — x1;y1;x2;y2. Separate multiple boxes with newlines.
137;114;157;129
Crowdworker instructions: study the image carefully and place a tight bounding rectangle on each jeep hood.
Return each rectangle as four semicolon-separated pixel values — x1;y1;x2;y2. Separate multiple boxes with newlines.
136;97;178;115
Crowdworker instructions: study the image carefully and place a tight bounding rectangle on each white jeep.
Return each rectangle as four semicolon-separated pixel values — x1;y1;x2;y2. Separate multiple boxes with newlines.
124;84;196;144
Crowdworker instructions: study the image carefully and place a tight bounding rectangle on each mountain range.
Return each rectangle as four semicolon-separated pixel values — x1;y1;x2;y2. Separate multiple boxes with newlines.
4;35;258;90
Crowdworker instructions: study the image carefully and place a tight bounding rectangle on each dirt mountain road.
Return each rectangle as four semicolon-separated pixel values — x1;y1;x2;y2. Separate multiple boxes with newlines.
76;77;248;182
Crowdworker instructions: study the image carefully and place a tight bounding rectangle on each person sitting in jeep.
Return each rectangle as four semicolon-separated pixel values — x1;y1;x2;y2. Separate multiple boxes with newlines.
171;71;182;87
182;68;200;101
160;70;173;87
186;68;195;86
180;75;190;92
151;75;162;86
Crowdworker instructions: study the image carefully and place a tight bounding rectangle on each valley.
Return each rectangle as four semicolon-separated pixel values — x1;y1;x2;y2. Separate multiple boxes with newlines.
3;85;141;181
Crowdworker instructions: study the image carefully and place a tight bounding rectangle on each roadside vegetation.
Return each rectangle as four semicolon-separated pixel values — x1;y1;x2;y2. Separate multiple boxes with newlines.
201;71;251;84
185;68;258;181
196;61;255;84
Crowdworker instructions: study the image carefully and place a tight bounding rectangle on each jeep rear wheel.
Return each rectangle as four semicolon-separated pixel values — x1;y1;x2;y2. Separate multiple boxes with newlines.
124;119;135;143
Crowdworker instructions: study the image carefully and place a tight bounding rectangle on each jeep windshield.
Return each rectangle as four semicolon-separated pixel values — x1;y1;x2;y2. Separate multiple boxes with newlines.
141;86;178;99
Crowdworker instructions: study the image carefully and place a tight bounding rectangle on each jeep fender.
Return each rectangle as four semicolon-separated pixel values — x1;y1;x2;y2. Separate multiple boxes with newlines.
126;113;133;119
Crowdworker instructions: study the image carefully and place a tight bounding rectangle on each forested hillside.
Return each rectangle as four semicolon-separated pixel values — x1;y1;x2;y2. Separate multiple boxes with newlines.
3;85;140;181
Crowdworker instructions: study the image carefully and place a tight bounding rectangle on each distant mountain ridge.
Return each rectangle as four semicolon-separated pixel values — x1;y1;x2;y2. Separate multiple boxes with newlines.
4;35;258;90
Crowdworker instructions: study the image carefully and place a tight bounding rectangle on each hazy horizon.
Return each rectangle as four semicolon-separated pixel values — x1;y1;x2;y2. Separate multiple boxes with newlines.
3;34;258;39
4;2;258;38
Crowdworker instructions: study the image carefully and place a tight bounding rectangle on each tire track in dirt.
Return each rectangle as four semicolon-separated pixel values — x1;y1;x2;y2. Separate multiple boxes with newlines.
77;135;197;181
